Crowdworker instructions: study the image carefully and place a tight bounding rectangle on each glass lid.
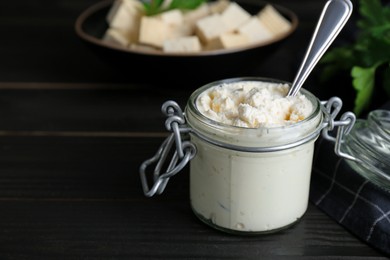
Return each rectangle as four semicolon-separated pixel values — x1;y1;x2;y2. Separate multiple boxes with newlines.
342;109;390;190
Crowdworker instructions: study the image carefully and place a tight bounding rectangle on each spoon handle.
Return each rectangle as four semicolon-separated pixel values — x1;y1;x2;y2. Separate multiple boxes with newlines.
287;0;353;96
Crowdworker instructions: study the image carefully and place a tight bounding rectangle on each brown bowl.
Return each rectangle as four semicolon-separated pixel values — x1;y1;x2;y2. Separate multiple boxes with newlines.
75;0;298;87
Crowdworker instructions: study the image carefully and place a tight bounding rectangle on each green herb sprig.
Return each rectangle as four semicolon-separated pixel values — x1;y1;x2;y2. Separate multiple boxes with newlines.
320;0;390;116
142;0;206;16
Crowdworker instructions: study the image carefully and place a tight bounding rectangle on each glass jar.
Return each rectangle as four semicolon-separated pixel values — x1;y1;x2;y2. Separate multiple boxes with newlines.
185;77;323;234
341;109;390;191
140;77;356;234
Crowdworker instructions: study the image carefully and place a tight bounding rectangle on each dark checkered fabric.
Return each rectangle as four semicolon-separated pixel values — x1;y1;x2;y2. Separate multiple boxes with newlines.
310;103;390;256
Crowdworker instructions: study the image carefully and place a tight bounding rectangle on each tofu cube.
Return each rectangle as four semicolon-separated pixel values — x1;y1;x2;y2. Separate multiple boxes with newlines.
258;4;292;36
106;0;144;25
129;43;159;52
106;0;143;43
139;16;171;48
219;32;249;49
202;38;222;51
220;2;251;31
204;32;249;50
195;14;229;43
238;17;273;44
182;3;211;31
156;9;183;26
157;9;192;38
170;23;193;38
163;36;202;53
209;0;230;14
103;28;131;47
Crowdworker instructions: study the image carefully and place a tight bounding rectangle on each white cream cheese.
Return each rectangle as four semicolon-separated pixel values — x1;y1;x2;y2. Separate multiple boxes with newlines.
186;79;321;233
196;81;313;128
190;140;314;232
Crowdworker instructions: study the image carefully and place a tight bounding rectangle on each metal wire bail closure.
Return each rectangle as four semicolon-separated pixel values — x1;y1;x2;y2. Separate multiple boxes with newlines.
320;97;358;162
139;101;196;197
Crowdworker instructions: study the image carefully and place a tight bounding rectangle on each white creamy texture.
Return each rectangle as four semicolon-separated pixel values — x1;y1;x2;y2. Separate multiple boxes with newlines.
190;140;314;232
196;81;313;128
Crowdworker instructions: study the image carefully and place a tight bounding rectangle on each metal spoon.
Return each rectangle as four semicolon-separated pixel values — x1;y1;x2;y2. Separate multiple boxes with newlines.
287;0;353;96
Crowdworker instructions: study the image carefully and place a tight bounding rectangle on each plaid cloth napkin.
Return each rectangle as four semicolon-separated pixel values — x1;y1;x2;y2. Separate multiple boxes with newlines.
310;103;390;256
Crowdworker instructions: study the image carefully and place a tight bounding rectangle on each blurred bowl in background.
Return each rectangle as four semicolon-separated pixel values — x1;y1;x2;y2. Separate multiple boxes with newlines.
75;0;298;87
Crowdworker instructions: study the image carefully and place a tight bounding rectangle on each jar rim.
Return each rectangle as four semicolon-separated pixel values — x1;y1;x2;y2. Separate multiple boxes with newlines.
184;77;324;152
187;77;321;131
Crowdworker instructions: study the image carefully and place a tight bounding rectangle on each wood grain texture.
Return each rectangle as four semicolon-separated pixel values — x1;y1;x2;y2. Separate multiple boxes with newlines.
0;135;385;259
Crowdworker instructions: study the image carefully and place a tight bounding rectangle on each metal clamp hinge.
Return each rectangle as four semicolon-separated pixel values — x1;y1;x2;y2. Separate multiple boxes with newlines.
139;101;196;197
320;97;359;162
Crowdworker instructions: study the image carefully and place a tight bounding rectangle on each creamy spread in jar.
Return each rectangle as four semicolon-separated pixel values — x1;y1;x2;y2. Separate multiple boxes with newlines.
185;78;322;234
196;81;313;128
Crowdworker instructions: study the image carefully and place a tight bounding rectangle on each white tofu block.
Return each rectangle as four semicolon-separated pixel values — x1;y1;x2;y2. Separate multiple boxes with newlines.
157;9;183;26
203;38;223;51
106;0;143;25
129;43;159;52
209;0;230;14
238;17;273;44
106;0;143;43
139;16;171;48
102;28;131;47
219;32;249;49
107;6;135;31
106;0;126;23
258;4;292;36
106;0;122;23
195;14;229;43
170;23;193;38
182;3;210;30
163;36;202;53
220;2;251;31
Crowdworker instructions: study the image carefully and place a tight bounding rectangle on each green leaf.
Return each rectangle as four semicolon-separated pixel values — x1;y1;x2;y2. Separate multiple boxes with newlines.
143;0;165;16
356;38;390;66
357;0;390;45
169;0;205;10
143;0;205;16
358;0;384;28
351;65;377;115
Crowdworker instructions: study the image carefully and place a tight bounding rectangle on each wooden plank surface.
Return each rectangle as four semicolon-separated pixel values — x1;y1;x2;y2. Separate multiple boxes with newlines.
0;133;385;259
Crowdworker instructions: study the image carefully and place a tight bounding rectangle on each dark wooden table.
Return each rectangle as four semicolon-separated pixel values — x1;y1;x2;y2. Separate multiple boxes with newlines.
0;0;388;258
